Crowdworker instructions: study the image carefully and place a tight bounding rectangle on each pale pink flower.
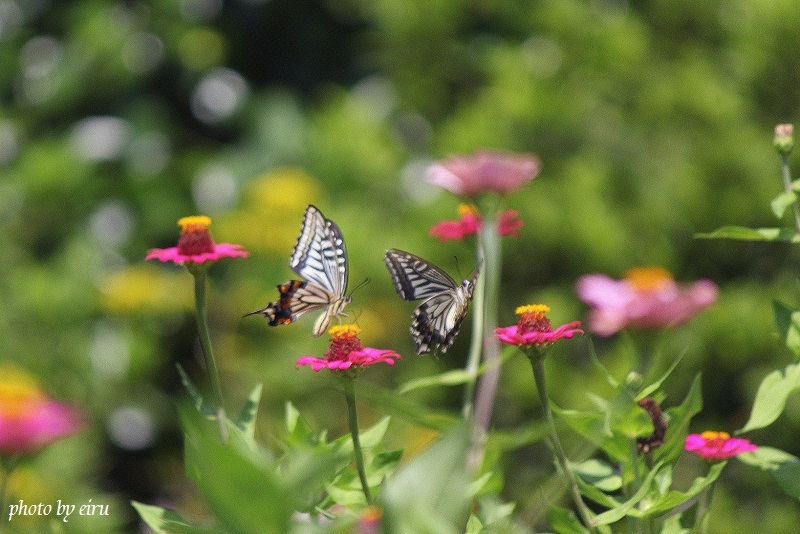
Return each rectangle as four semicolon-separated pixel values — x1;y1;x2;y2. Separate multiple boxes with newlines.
297;325;401;372
575;267;718;337
427;150;540;197
495;305;583;348
684;431;757;461
146;215;248;264
0;367;83;455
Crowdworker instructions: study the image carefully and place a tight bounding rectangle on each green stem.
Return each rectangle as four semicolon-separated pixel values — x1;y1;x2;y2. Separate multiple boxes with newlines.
192;269;228;442
467;203;503;471
780;153;800;234
462;234;487;420
343;376;372;505
530;355;596;532
695;484;715;534
629;440;647;534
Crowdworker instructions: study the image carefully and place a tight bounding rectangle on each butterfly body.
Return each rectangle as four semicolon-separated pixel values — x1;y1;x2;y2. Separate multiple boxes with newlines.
247;205;350;336
385;249;478;354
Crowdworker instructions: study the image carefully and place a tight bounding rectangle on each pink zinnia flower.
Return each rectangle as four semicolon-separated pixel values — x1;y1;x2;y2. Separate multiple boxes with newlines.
684;431;757;461
146;215;248;264
297;325;401;372
0;367;84;456
427;150;540;197
495;304;584;348
429;205;524;242
575;267;718;337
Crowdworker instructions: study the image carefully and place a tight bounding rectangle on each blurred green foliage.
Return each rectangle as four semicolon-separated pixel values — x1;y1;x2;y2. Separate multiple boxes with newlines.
2;0;800;531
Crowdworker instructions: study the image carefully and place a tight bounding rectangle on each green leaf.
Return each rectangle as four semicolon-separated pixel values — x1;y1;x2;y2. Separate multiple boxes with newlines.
773;301;800;359
738;362;800;433
181;406;293;534
399;369;474;394
639;462;725;517
236;383;262;446
654;374;703;465
466;514;484;534
547;507;591;534
131;501;219;534
661;513;690;534
353;381;457;431
637;351;685;400
737;446;800;499
332;416;391;452
380;423;472;534
771;191;797;218
695;226;800;242
575;459;622;492
592;461;664;525
176;364;216;418
398;346;515;394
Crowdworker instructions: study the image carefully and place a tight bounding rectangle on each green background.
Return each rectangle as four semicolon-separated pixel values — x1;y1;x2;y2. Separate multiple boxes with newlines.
2;0;799;531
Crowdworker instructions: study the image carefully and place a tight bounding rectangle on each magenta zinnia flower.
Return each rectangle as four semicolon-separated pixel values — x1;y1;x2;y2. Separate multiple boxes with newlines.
684;431;757;461
575;267;718;337
297;325;401;372
427;150;540;197
429;205;523;242
495;305;583;348
0;367;84;456
146;215;248;264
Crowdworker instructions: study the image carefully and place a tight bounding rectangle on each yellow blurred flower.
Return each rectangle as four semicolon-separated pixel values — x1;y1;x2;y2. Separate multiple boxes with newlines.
100;265;193;314
216;167;323;255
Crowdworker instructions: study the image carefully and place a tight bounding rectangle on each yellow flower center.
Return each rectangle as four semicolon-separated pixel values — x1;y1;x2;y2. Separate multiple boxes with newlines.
177;215;215;255
515;304;552;335
700;431;730;441
457;204;480;217
0;367;44;420
624;267;674;291
516;304;550;317
328;324;363;338
178;215;212;231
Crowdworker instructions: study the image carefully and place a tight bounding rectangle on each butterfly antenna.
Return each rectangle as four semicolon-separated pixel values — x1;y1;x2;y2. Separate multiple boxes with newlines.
348;277;371;298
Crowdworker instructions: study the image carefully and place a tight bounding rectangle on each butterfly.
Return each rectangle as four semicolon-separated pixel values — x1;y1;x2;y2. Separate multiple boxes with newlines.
384;248;479;354
246;205;350;336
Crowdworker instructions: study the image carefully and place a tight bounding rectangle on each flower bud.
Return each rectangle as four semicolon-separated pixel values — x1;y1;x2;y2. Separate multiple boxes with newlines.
774;124;794;155
625;371;643;390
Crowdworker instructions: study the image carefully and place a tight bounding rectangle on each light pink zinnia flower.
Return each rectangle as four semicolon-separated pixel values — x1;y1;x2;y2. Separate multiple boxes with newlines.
575;267;718;337
427;150;540;197
429;205;524;242
0;367;84;455
297;325;401;372
684;431;757;461
146;215;248;264
495;304;583;348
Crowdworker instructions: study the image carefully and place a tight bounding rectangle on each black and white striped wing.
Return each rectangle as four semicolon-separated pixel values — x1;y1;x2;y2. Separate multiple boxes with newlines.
291;205;348;297
247;205;350;336
385;249;477;354
384;249;458;301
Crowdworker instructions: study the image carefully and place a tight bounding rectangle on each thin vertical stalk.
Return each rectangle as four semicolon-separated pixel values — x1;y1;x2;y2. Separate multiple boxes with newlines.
192;270;228;442
780;153;800;234
695;483;716;534
462;238;486;420
466;205;503;471
343;376;372;505
530;355;597;532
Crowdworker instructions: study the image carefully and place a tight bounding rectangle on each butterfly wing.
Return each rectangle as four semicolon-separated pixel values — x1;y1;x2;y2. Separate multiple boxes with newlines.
412;288;471;354
384;249;457;301
291;205;348;297
247;206;350;336
385;249;477;354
